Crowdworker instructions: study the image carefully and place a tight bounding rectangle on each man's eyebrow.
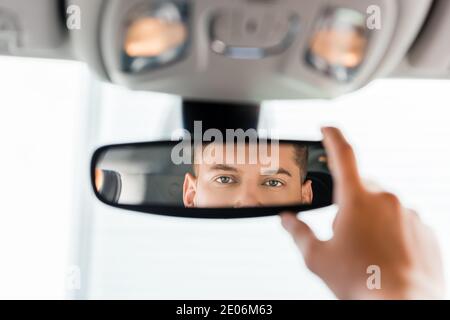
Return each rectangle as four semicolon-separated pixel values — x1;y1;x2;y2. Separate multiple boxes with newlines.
261;167;292;177
210;164;239;172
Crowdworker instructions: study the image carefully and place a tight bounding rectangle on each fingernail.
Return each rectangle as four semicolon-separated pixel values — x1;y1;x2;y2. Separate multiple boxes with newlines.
321;127;330;138
280;212;295;231
321;126;335;135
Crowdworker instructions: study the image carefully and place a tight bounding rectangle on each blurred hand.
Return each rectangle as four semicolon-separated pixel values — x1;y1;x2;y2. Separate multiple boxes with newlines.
281;127;444;299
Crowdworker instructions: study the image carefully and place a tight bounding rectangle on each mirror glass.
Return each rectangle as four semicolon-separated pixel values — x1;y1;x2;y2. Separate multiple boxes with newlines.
92;140;332;217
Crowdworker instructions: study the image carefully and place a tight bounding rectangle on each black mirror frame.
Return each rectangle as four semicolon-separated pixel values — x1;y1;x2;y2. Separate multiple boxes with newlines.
90;139;333;219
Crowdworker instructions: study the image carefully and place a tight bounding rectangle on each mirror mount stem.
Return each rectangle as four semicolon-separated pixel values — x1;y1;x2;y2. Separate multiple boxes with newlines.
181;99;261;135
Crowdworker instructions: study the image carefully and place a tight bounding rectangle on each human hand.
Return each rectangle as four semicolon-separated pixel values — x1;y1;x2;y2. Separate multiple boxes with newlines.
281;127;444;299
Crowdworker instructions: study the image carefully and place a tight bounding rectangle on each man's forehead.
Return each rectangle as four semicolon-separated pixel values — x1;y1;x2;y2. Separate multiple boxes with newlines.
194;142;296;164
194;142;294;153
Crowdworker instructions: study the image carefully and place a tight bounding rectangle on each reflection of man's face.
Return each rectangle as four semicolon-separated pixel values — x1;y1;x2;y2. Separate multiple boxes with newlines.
183;143;313;208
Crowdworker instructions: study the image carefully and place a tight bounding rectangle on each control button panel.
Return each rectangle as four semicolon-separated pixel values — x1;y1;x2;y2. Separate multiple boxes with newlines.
210;7;299;59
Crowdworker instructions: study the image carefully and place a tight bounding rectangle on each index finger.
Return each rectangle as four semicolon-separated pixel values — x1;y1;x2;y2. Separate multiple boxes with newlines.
321;127;363;203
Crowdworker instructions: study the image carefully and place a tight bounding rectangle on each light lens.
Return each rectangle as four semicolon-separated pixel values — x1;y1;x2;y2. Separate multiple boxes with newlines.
306;8;368;81
123;2;189;73
124;17;187;58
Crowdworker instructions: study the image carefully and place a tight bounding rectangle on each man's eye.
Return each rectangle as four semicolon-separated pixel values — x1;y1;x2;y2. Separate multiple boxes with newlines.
215;176;235;184
263;179;284;187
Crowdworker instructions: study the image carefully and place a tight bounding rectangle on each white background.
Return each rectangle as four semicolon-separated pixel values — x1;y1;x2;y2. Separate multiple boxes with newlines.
0;56;449;299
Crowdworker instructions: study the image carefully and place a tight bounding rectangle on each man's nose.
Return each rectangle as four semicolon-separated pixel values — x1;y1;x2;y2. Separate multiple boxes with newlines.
234;187;262;208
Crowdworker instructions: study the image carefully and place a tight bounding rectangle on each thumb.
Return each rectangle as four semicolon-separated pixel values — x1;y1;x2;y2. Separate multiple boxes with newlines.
280;212;324;271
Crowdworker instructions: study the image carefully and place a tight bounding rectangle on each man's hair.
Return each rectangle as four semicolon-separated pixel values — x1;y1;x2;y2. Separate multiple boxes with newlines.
293;144;309;183
191;142;309;182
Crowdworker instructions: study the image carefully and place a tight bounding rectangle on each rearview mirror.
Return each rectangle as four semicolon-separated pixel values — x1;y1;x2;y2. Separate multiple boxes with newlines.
91;139;333;218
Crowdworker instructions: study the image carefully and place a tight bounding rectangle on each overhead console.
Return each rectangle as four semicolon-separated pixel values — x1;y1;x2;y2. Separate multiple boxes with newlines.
0;0;436;100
